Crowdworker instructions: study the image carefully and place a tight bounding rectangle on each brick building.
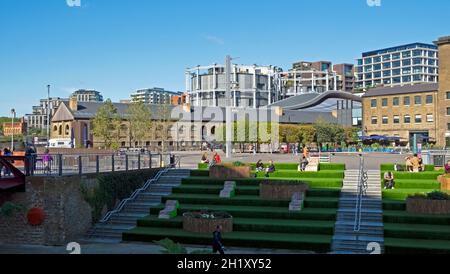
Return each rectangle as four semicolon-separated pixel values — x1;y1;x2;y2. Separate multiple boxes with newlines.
2;118;27;137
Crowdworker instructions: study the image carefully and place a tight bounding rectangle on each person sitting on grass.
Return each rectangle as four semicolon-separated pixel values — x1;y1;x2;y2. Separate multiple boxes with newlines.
384;171;395;190
411;154;420;172
418;156;425;172
201;152;209;164
445;160;450;174
265;160;275;177
299;156;309;172
256;160;264;172
405;157;413;172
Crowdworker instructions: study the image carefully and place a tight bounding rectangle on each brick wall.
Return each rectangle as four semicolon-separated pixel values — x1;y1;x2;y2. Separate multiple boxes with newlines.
0;175;96;246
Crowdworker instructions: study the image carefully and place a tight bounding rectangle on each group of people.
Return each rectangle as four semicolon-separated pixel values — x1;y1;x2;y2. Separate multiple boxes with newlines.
256;160;276;177
384;154;426;190
403;154;425;172
201;150;222;168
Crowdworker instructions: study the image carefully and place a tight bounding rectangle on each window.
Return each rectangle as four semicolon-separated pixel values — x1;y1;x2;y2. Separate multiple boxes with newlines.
383;63;391;69
65;125;70;135
371;99;377;108
404;115;411;124
392;61;401;68
403;59;411;66
402;51;411;58
413;58;422;65
403;76;411;82
374;56;381;63
414;96;422;105
426;95;433;104
393;115;400;124
393;97;400;106
53;125;58;132
365;58;372;65
373;64;381;71
427;114;434;123
413;50;422;56
383;54;391;61
448;123;450;131
382;116;389;124
392;53;400;60
371;116;378;125
447;107;450;116
383;70;391;77
404;96;410;106
382;98;388;107
446;92;450;100
415;115;422;123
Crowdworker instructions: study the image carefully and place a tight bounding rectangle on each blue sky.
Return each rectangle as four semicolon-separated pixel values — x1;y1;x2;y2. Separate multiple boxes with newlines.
1;0;449;117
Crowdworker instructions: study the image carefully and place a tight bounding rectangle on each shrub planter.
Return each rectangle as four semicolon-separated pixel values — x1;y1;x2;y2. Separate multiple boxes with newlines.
27;208;45;226
209;164;251;179
438;175;450;191
260;180;309;200
183;211;233;233
406;198;450;215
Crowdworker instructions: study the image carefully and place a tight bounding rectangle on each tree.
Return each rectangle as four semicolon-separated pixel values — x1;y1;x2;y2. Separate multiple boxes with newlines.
91;99;121;149
314;118;334;147
299;125;316;145
344;126;359;145
127;101;152;148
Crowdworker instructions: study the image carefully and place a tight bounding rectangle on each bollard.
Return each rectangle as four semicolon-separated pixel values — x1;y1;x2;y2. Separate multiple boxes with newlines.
78;155;83;175
112;154;115;172
58;154;63;176
125;154;129;171
96;155;100;173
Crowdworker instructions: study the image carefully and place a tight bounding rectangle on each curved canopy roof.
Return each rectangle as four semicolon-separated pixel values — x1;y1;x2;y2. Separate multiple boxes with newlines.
268;91;362;112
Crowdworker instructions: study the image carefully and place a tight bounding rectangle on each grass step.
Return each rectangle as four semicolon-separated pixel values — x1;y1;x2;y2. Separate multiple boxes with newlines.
122;227;332;252
378;172;442;180
379;180;440;190
384;237;450;254
182;177;343;188
137;216;335;235
383;200;406;211
384;223;450;241
161;193;339;208
172;185;341;197
254;170;344;179
383;210;450;225
149;203;337;220
382;189;441;200
197;162;345;171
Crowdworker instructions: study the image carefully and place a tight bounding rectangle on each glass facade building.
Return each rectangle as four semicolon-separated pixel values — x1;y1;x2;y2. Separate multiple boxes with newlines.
355;43;438;89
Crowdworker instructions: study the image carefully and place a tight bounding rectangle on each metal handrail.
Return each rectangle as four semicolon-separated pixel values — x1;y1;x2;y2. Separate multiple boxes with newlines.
89;155;182;238
354;156;368;232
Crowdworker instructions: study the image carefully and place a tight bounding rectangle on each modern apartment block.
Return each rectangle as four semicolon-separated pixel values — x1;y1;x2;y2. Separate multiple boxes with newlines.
355;43;439;90
25;97;65;131
185;64;280;108
282;61;338;96
333;63;355;92
72;89;103;102
131;88;181;105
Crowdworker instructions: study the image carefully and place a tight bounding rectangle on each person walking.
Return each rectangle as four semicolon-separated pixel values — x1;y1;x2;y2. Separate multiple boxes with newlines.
42;149;53;175
302;144;310;160
3;148;12;177
212;225;225;254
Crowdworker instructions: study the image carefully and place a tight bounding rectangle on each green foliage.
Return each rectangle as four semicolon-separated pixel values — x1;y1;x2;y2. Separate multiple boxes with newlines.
426;191;450;200
232;161;246;167
81;169;161;222
0;202;26;217
154;238;211;254
91;99;121;149
127;101;152;147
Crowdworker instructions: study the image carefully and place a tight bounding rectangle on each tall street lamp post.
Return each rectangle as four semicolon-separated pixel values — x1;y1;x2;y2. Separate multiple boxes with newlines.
11;108;16;152
47;85;51;145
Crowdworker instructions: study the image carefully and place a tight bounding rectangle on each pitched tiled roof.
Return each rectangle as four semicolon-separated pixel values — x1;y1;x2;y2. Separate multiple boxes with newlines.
362;83;438;98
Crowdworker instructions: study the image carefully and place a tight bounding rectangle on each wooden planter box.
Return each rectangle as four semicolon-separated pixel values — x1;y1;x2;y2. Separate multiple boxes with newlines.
209;165;251;179
260;181;309;200
406;198;450;215
182;212;233;233
438;175;450;191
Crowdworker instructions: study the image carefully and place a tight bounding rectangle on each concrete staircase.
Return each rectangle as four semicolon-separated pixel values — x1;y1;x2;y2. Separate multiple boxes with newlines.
331;169;385;254
84;169;191;242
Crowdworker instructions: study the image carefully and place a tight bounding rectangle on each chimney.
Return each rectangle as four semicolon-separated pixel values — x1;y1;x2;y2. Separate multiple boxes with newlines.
69;96;78;112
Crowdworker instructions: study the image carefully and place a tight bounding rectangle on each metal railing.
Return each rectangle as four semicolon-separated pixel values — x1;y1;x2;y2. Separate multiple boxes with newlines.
23;152;176;176
354;156;368;232
89;155;181;238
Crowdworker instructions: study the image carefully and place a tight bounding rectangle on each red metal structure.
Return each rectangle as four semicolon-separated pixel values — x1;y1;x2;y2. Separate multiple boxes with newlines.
0;156;26;192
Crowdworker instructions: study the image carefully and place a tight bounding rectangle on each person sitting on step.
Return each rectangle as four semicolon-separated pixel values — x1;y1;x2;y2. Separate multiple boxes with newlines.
384;171;395;190
265;160;276;177
299;156;309;172
255;160;264;172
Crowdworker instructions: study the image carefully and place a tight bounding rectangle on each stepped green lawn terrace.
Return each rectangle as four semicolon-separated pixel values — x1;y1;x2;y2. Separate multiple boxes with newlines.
122;163;345;253
381;164;450;254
